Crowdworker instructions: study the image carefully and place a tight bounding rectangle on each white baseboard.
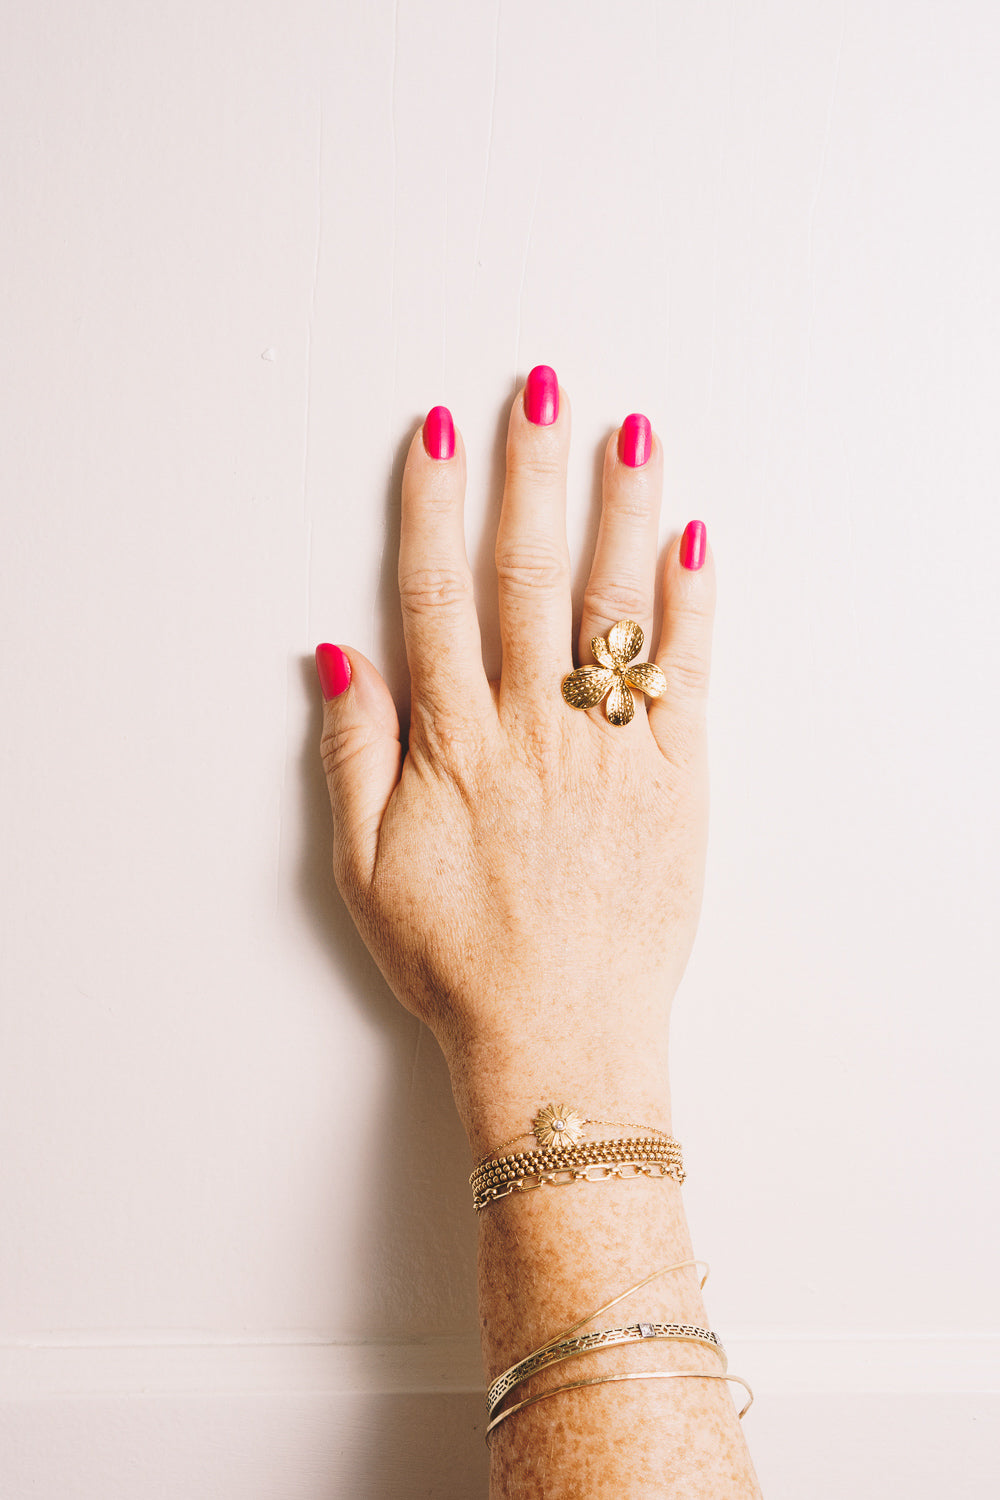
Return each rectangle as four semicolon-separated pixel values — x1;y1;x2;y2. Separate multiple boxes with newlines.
2;1332;997;1398
1;1337;997;1500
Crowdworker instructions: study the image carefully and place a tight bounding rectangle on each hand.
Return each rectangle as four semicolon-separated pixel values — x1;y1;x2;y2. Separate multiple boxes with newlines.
316;369;714;1153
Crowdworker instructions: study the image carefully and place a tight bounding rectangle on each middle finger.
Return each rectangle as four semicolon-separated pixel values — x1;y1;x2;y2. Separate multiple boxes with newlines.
495;365;574;717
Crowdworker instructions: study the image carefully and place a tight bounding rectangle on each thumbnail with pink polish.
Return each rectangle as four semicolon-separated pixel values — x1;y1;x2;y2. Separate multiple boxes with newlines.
524;365;559;426
619;414;651;468
423;405;455;460
680;520;707;572
315;643;351;700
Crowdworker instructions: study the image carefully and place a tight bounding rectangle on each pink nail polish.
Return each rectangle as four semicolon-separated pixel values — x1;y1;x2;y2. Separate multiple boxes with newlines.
524;365;559;426
315;643;351;700
680;520;707;572
619;413;652;468
423;405;455;460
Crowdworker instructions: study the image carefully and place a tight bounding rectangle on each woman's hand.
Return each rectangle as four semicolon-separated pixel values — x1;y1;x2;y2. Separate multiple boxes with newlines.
316;369;714;1154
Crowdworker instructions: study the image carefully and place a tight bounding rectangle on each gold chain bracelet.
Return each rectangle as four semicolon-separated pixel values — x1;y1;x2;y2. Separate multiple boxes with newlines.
471;1136;685;1213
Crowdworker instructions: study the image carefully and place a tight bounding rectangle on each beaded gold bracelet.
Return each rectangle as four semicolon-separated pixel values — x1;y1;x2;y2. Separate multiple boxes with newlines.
470;1136;685;1213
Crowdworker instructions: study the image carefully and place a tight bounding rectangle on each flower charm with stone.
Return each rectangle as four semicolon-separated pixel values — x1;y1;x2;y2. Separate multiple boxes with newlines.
533;1103;585;1149
561;620;666;726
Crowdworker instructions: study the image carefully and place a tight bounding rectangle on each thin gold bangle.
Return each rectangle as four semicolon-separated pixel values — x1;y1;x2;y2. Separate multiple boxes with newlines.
487;1260;712;1415
485;1369;754;1439
488;1323;727;1416
533;1259;710;1349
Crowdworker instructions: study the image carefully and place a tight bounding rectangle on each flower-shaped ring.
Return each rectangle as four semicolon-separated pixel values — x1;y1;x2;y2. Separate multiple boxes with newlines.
561;620;666;726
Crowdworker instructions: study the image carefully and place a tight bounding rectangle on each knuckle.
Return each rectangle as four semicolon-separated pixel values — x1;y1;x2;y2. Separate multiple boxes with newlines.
320;721;377;781
398;565;474;619
666;648;711;700
607;491;657;523
582;578;651;625
330;834;366;904
651;708;706;770
506;450;564;484
495;543;569;599
411;712;491;784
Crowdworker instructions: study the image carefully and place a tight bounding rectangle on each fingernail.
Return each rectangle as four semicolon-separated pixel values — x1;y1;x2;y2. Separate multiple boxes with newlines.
524;365;559;426
423;405;455;460
619;413;652;468
315;643;351;700
680;520;707;572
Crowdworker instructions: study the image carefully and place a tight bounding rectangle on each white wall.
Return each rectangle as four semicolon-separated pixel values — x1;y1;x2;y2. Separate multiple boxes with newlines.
2;2;997;1495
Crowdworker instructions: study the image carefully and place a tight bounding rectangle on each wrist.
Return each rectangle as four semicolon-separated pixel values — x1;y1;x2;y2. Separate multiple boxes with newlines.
445;1039;674;1161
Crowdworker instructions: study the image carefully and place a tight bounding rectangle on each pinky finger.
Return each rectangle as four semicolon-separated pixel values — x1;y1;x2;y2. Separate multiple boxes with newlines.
647;521;716;764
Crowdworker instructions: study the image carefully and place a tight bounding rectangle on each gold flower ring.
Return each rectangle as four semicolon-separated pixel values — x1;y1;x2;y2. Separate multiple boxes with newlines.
561;620;666;726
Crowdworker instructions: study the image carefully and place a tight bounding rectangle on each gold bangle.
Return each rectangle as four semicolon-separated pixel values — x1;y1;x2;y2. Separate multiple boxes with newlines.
487;1260;711;1413
528;1259;711;1349
486;1368;755;1439
487;1321;727;1416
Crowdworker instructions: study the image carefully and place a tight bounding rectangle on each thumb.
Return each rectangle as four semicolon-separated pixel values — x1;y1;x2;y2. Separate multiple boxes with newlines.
315;643;402;891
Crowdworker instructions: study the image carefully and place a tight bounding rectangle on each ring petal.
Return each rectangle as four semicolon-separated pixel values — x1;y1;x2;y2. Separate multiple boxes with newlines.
561;666;615;710
591;637;616;669
606;677;636;725
624;661;667;699
608;619;644;667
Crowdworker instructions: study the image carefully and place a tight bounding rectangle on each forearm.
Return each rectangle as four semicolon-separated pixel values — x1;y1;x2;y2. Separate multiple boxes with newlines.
469;1092;762;1499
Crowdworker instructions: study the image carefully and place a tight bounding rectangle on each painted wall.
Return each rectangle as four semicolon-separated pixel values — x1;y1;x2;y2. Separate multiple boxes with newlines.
2;2;997;1494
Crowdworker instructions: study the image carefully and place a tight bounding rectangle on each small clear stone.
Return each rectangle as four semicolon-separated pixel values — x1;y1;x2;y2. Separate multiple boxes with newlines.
553;1119;565;1131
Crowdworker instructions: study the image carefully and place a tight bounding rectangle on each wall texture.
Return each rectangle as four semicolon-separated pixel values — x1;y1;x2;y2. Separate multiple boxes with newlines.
2;2;997;1494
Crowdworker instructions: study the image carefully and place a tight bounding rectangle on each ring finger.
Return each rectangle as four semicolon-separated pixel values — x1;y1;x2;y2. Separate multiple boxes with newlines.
577;414;663;696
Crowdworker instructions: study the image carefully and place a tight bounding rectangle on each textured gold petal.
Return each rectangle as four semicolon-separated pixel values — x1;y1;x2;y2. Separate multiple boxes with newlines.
606;676;636;725
561;666;615;710
624;661;667;699
591;636;616;669
608;619;644;667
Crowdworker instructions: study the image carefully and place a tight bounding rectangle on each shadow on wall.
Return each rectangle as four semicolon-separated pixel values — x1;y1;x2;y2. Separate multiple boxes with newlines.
294;423;487;1495
325;1393;489;1500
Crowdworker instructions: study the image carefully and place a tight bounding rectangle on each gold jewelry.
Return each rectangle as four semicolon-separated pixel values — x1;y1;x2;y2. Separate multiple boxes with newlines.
479;1101;673;1164
486;1369;754;1438
538;1260;711;1345
471;1137;686;1213
484;1261;744;1442
561;619;666;725
487;1259;710;1413
487;1321;726;1416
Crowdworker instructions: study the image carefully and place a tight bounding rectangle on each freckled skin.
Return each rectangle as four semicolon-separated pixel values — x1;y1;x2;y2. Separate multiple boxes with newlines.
318;382;762;1496
481;1183;761;1498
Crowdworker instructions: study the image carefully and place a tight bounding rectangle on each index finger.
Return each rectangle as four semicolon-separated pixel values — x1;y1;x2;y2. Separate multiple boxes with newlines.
398;408;495;741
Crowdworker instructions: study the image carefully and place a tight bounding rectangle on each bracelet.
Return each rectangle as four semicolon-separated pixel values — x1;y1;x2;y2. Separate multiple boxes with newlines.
487;1259;710;1412
487;1321;727;1416
478;1101;674;1165
486;1369;755;1438
471;1136;685;1213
